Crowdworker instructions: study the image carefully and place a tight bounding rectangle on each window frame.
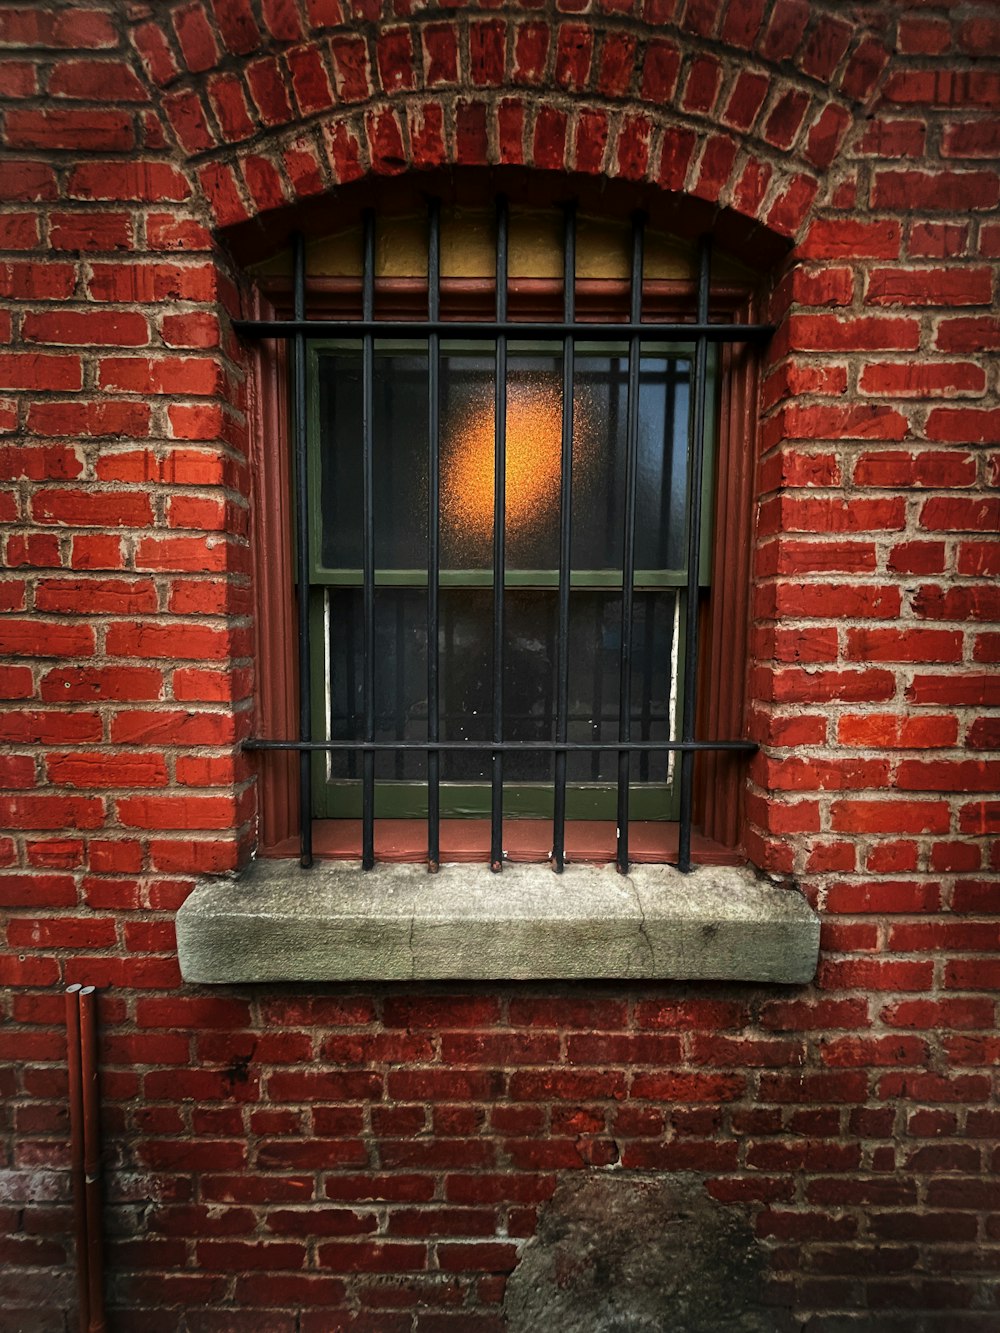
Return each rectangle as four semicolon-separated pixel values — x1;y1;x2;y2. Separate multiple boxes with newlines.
246;244;761;864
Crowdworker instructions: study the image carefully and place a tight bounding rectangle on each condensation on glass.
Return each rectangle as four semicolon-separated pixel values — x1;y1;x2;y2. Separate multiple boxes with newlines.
236;198;770;874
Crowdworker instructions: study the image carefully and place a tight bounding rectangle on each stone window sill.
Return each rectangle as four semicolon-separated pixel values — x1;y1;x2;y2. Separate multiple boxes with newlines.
175;860;820;985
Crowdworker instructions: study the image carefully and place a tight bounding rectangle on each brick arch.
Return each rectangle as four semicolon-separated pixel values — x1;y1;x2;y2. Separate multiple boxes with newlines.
126;2;890;247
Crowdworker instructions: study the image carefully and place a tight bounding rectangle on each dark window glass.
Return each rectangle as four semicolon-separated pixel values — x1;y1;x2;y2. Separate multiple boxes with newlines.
316;343;692;574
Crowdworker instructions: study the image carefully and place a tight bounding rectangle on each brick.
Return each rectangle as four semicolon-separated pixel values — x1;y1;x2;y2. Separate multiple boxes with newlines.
844;629;963;664
46;752;168;789
838;713;958;749
0;60;38;98
722;71;769;132
31;488;152;528
22;310;149;348
759;0;809;61
287;44;334;115
513;22;549;85
331;34;372;103
867;266;993;307
782;314;919;353
208;73;255;142
67;161;191;203
873;170;999;211
858;118;926;159
858;362;986;398
429;23;464;87
830;801;950;835
87;261;217;303
554;23;591;91
0;794;104;830
245;57;293;127
805;103;851;170
132;20;180;86
35;577;157;615
883;68;1000;109
896;760;999;794
173;3;220;72
799;219;901;260
48;59;147;102
763;90;809;151
259;0;301;40
0;212;40;249
49;211;133;252
376;27;414;94
656;125;696;192
693;135;737;202
681;54;722;115
920;495;999;531
942;116;1000;162
640;38;679;102
5;109;134;152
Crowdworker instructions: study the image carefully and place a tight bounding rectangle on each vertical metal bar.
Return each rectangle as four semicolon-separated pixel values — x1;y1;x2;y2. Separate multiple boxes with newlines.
490;196;508;873
677;236;712;873
292;232;313;868
361;209;376;870
79;986;106;1333
66;984;89;1333
616;213;644;874
427;198;441;872
552;202;576;873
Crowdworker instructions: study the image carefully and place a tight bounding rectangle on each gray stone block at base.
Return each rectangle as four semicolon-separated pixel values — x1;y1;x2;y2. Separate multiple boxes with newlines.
175;860;820;984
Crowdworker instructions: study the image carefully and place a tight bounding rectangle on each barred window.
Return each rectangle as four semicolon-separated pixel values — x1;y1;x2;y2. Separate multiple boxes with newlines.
241;190;769;874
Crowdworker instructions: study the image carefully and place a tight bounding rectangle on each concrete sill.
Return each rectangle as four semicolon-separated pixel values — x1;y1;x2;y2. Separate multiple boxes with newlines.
176;860;820;985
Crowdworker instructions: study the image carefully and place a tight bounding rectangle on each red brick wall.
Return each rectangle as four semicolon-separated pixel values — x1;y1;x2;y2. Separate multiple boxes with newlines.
2;2;998;1329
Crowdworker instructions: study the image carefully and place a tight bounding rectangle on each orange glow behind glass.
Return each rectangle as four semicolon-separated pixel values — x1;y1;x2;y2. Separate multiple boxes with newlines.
442;376;593;561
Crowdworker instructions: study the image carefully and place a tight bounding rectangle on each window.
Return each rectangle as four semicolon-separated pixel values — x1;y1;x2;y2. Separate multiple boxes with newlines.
241;189;769;875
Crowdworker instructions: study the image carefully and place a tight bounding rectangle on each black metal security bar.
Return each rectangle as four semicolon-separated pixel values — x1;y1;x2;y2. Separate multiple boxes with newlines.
491;197;508;873
426;200;442;872
551;202;575;874
616;214;644;875
292;233;312;869
236;198;769;874
237;318;772;341
361;211;376;871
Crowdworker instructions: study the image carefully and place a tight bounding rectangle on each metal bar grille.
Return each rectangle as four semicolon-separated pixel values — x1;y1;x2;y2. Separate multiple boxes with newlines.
291;233;312;869
426;200;442;872
491;197;508;873
361;210;376;871
237;319;773;341
238;197;769;873
551;202;575;874
616;213;644;875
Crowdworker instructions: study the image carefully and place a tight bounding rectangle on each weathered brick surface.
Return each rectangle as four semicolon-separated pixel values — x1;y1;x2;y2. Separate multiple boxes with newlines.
1;2;998;1330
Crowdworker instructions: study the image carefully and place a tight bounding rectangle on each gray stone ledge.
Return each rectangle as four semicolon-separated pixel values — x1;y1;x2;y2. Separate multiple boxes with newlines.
176;860;820;985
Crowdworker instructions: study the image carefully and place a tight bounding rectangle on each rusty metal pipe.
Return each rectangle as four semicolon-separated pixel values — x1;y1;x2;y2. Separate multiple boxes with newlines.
78;986;107;1333
65;984;89;1333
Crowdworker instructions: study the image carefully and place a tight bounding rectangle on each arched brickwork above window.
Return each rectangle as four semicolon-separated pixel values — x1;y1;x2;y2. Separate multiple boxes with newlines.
125;1;890;246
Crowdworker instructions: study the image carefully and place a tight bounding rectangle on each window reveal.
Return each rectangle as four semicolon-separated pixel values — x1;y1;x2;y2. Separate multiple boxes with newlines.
238;196;771;874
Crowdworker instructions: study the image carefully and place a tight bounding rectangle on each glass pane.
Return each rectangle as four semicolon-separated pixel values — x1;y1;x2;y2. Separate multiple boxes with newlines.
317;345;428;570
324;587;678;790
316;342;694;575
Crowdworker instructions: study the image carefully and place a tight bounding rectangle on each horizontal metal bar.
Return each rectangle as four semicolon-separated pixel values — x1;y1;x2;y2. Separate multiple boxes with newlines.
244;739;757;753
233;318;774;342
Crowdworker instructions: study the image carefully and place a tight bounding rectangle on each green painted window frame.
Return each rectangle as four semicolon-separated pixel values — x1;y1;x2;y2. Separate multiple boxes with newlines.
305;337;718;823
